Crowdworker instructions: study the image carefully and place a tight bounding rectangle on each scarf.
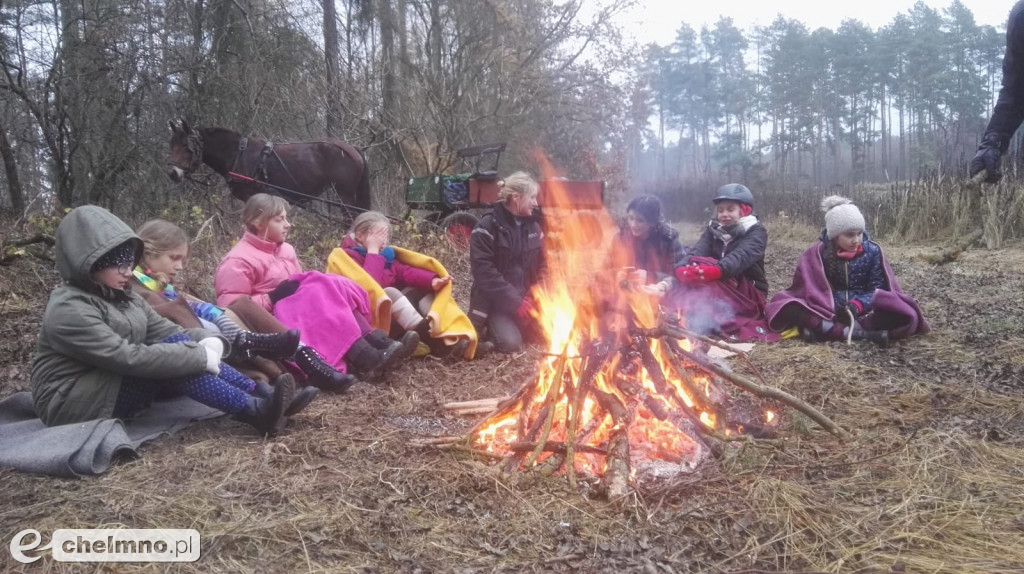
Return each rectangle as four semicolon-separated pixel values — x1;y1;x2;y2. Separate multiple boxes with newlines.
133;267;178;300
350;245;396;268
709;215;759;244
835;244;864;260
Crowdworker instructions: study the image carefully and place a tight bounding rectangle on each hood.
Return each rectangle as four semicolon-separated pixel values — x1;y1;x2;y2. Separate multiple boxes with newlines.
55;205;143;289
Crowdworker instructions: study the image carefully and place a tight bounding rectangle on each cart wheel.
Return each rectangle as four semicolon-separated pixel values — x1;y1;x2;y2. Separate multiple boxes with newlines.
440;212;479;250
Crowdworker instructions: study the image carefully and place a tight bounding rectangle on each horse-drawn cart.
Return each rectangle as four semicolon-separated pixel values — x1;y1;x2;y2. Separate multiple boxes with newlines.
404;143;606;249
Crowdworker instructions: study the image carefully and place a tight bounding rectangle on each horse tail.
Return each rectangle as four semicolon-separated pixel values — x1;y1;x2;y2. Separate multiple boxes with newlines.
354;147;371;210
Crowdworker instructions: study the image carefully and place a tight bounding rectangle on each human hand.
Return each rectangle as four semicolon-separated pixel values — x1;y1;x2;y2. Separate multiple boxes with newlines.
364;226;389;253
431;276;452;291
676;264;722;285
517;295;537;320
637;280;669;298
970;133;1005;184
268;279;300;304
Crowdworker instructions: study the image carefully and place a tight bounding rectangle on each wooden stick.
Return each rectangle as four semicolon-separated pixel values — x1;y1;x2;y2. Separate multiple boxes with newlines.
510;441;608;456
671;343;849;439
450;406;500;416
524;345;572;468
443;397;508;410
603;428;630;500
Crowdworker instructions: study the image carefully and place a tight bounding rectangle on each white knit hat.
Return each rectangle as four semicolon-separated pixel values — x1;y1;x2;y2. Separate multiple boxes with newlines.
821;195;865;239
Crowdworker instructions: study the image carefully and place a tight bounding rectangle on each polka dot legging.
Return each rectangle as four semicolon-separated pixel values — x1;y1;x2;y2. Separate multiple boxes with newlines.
113;333;257;418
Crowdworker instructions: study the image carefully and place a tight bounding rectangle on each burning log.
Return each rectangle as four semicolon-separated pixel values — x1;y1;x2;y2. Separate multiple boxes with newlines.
460;160;842;497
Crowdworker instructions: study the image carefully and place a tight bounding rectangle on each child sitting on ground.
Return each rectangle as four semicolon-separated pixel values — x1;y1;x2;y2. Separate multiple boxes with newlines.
328;211;477;359
215;194;418;383
607;194;688;298
133;218;345;396
666;183;778;342
32;205;309;435
765;196;929;345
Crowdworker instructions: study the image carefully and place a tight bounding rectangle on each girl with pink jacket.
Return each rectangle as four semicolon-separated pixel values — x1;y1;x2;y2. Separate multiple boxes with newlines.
215;194;418;384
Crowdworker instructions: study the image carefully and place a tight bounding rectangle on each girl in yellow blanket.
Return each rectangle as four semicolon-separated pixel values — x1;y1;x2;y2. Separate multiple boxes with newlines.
333;212;476;358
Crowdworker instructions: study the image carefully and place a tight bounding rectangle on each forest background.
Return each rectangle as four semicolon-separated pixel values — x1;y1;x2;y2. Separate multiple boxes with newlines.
0;0;1017;240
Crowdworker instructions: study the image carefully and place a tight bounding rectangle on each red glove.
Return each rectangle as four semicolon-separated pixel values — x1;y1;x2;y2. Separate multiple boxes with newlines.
517;296;536;319
675;264;722;285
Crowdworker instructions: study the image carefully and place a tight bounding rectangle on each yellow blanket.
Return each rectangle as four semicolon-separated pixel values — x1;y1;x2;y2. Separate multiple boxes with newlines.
325;247;478;359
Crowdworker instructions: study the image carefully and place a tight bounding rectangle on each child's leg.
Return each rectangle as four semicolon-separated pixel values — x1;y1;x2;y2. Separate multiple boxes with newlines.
112;381;158;419
179;373;252;414
216;362;258;394
385;287;425;331
488;312;524;353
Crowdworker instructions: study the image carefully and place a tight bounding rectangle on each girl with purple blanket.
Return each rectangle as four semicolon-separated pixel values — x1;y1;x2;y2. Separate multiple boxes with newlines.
765;196;929;346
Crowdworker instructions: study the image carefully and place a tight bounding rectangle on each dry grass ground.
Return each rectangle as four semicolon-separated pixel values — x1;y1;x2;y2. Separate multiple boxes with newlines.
1;214;1022;573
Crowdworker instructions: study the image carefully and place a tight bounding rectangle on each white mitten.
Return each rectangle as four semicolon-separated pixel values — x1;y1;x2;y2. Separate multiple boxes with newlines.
199;337;224;376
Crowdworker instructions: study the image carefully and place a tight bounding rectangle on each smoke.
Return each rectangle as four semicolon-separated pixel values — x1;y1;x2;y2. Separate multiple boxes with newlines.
666;288;737;337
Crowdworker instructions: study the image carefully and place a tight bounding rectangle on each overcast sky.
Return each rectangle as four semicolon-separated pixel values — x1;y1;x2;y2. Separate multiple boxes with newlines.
619;0;1012;46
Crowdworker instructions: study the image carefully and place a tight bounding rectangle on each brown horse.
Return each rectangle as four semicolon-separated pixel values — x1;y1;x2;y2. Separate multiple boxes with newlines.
166;120;371;210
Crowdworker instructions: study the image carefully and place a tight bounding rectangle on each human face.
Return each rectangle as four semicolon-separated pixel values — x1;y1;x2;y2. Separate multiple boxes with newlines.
834;230;863;252
356;222;390;247
255;211;291;243
92;263;133;290
144;243;189;283
626;210;654;239
715;201;742;226
509;190;539;216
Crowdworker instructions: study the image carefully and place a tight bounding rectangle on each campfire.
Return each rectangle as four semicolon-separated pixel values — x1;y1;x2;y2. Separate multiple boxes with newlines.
442;160;844;499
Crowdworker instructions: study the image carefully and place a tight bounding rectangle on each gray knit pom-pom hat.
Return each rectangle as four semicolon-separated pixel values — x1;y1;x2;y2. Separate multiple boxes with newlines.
821;195;865;239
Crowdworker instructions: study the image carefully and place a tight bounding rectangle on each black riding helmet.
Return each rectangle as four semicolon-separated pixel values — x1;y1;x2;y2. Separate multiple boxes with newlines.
712;183;754;207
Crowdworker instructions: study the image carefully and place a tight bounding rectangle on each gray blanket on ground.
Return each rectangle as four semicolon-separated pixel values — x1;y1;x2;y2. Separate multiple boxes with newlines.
0;392;222;478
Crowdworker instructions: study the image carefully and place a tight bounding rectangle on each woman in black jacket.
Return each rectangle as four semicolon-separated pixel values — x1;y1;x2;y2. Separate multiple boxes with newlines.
666;184;779;342
468;171;545;352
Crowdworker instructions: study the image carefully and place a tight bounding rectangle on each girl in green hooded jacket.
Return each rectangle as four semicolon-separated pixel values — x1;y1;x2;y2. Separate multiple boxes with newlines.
31;205;308;436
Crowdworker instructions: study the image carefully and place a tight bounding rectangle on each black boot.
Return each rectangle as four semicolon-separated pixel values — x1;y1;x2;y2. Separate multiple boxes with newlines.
860;330;890;348
373;331;420;379
294;346;358;394
253;375;319;416
233;374;293;436
344;338;388;381
235;329;301;360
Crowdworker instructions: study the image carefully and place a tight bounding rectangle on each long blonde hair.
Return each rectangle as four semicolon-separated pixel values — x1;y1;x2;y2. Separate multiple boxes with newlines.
242;193;290;234
135;219;189;284
347;211;391;244
498;171;539;202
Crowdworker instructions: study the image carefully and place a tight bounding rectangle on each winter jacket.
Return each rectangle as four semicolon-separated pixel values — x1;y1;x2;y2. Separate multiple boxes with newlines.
609;223;688;283
215;231;302;311
983;0;1024;148
340;235;436;291
820;230;886;314
32;206;212;427
686;217;769;294
469;202;545;321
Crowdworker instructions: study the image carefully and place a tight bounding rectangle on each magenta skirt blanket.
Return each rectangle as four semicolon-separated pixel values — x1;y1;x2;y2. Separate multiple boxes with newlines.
273;271;372;371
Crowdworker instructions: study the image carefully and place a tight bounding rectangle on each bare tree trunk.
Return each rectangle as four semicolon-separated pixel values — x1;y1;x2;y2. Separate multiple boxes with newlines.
323;0;344;137
0;119;24;213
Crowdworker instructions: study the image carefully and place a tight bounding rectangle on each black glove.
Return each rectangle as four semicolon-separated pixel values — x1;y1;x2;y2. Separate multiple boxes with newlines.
268;279;300;304
969;133;1005;184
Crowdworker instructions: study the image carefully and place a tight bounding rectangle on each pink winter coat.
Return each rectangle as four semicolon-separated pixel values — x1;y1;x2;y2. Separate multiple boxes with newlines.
340;235;437;290
215;231;302;311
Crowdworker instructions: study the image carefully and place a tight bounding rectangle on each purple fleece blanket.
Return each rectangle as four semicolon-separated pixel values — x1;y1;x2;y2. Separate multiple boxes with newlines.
273;271;371;371
765;242;929;340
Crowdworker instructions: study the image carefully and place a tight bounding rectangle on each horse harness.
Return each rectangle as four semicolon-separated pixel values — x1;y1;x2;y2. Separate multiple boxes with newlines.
229;137;308;195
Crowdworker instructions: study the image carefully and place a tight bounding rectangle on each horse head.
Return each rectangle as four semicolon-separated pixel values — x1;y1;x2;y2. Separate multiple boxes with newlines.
166;120;204;183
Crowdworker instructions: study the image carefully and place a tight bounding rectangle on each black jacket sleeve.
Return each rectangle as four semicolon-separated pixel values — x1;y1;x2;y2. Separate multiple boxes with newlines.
686;226;714;262
716;225;767;279
985;0;1024;147
470;220;525;313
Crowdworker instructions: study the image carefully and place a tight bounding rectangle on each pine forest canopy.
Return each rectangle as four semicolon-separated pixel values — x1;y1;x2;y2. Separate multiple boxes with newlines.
0;0;1011;216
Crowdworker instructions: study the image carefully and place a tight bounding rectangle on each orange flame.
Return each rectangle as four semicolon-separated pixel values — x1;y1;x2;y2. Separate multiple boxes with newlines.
472;153;723;476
